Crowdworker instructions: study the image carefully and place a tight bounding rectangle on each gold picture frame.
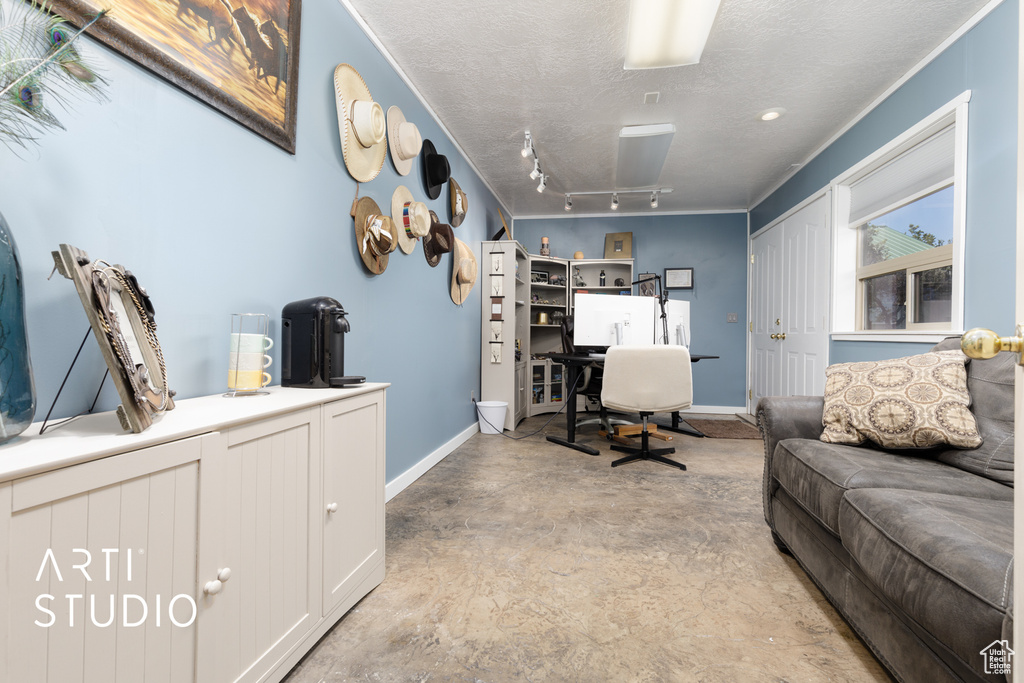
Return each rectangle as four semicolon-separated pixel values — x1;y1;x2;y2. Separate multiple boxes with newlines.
603;232;633;259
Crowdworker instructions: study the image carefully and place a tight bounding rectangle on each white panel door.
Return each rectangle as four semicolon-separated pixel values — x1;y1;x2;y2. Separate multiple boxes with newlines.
322;392;385;616
750;221;784;409
3;436;204;683
781;194;832;397
196;409;319;683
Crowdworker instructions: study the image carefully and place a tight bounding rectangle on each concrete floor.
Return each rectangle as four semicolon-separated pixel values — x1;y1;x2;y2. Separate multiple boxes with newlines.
285;414;892;682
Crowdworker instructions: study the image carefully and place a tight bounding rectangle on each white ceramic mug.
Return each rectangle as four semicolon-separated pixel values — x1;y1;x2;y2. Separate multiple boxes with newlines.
228;369;272;391
230;333;273;354
229;352;272;372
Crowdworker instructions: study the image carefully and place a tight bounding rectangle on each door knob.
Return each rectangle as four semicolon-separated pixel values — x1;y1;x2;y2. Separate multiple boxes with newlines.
204;580;222;595
962;327;1024;365
326;502;339;513
770;333;777;340
779;332;786;340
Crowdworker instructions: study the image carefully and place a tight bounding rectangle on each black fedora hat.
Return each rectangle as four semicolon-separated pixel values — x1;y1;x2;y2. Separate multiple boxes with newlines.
422;139;450;200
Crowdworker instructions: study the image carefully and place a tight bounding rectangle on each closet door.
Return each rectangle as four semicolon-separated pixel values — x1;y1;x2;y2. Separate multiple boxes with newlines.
750;222;784;409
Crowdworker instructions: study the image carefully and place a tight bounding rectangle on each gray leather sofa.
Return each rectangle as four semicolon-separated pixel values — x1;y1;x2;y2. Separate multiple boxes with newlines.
757;338;1015;682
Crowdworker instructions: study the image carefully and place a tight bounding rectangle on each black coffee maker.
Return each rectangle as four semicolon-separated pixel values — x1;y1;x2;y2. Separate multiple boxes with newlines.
281;297;365;388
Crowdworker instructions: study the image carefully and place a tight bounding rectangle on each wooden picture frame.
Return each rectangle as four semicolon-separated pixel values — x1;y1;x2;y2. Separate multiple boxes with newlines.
603;231;633;259
665;267;694;290
51;0;302;153
530;270;548;284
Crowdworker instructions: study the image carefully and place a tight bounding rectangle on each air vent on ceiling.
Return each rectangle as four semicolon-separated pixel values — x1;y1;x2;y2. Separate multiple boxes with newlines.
644;92;660;105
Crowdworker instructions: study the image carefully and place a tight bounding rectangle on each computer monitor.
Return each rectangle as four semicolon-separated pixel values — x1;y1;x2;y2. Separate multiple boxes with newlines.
573;293;658;349
655;299;690;347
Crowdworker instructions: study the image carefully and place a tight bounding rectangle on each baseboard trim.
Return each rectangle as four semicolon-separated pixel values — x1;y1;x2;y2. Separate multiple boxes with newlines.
385;423;479;502
682;405;749;415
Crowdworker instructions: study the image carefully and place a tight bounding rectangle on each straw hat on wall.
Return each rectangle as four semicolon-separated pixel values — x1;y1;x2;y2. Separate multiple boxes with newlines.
352;196;395;274
450;237;478;305
449;178;468;227
387;106;422;176
391;185;431;254
334;64;387;182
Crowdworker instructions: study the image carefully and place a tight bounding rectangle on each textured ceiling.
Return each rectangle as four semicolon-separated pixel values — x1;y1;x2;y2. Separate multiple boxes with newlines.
343;0;992;217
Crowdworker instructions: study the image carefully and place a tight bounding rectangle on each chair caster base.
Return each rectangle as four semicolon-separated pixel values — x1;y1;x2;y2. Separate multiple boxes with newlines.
609;444;687;471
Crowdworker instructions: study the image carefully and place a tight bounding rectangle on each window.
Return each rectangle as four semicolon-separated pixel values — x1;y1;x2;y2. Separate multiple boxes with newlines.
831;92;968;340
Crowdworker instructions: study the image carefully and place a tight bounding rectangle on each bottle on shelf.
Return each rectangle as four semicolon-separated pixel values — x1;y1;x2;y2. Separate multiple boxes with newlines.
599;270;606;286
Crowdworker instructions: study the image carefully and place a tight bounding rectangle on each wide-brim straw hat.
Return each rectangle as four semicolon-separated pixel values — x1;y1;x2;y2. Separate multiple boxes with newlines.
387;106;422;176
335;64;387;183
391;185;431;254
450;237;478;305
423;210;454;268
422;139;450;200
449;178;468;227
352;196;395;274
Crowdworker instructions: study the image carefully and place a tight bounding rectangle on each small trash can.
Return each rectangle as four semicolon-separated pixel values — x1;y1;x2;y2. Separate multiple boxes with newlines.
476;401;507;434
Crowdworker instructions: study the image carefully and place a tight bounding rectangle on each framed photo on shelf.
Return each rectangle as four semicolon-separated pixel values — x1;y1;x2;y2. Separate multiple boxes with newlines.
665;268;694;289
603;231;633;259
637;272;658;297
530;270;549;284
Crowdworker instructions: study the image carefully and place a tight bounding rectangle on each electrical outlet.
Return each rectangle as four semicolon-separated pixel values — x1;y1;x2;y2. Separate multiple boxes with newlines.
727;312;739;323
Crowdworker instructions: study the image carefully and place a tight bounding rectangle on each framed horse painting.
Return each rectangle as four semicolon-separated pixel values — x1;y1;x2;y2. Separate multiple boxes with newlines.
50;0;302;153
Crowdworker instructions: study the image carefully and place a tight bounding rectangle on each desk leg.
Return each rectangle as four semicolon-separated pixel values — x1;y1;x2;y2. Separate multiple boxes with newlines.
659;411;706;438
546;363;600;456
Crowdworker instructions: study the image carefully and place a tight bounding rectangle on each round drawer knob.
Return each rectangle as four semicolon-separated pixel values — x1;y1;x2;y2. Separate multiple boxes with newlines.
204;579;223;596
326;502;339;513
217;567;232;582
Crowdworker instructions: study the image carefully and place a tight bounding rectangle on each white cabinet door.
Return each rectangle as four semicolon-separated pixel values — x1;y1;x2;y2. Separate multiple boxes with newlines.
2;435;204;683
196;408;320;683
322;392;385;616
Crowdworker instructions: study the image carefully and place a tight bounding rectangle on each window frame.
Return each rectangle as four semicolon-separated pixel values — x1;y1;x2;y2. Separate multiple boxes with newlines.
830;91;969;343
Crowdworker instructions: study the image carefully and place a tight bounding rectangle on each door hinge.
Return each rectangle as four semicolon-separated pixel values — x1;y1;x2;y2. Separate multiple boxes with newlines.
749;321;753;332
749;389;753;400
750;253;755;264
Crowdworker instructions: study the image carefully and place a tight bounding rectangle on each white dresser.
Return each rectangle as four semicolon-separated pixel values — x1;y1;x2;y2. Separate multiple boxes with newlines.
0;384;388;683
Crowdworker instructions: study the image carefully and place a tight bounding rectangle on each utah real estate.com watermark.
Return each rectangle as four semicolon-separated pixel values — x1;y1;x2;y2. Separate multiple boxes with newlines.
33;548;197;628
981;640;1014;676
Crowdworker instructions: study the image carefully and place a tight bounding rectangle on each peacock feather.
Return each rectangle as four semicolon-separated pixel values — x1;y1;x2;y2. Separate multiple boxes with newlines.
0;1;109;151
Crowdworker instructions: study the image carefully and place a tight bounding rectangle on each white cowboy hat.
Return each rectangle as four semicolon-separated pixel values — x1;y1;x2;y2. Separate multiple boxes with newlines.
450;237;478;305
391;185;431;254
334;64;387;182
387;106;422;176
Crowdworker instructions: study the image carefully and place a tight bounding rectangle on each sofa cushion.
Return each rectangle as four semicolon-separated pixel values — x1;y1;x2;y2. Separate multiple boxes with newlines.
840;489;1013;675
932;337;1016;486
820;350;983;450
773;438;1012;536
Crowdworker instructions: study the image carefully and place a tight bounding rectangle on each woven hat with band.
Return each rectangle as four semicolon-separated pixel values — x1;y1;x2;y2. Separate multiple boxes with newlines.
449;178;468;227
450;237;478;305
422;210;454;268
422;139;450;200
386;106;422;176
391;185;431;254
334;64;387;183
352;196;395;274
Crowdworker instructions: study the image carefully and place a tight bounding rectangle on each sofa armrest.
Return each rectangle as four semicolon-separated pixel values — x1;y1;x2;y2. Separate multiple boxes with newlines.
756;396;825;531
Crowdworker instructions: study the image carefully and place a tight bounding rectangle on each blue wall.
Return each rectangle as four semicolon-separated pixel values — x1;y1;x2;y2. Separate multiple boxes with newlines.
514;213;749;408
752;0;1018;364
0;1;499;483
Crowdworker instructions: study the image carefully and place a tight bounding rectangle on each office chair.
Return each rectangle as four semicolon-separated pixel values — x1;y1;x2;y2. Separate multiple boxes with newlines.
600;345;692;471
559;317;626;433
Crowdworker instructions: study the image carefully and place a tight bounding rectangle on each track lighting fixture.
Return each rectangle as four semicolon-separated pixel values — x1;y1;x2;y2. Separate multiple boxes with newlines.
611;193;619;210
564;194;572;211
561;188;672;212
529;158;542;180
650;191;659;208
521;130;533;158
537;174;547;193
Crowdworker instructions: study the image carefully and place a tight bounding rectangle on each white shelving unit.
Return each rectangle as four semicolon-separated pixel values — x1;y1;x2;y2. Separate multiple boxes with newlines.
480;240;530;430
570;258;635;310
527;255;569;415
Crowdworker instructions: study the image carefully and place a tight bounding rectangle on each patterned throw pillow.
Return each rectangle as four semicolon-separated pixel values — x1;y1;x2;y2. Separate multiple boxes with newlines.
820;350;983;449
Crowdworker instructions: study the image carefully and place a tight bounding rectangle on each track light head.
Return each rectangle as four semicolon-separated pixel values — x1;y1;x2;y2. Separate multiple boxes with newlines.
521;131;532;158
529;159;542;180
564;194;572;211
651;191;659;209
611;193;619;210
537;174;547;193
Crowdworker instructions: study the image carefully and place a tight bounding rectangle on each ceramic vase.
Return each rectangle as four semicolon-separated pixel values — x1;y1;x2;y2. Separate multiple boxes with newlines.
0;211;35;444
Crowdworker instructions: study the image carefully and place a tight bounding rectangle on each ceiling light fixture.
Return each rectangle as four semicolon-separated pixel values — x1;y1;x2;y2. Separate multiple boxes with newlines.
650;191;659;209
529;159;542;180
758;107;786;121
611;193;619;210
560;188;673;211
564;194;572;211
521;130;533;158
616;123;675;188
624;0;722;70
537;175;547;193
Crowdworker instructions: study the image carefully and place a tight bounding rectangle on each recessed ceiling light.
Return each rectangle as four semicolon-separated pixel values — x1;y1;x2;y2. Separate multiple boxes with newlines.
759;108;786;121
